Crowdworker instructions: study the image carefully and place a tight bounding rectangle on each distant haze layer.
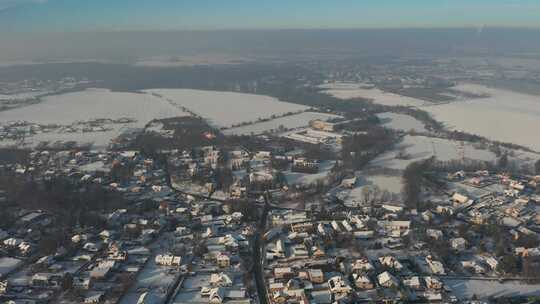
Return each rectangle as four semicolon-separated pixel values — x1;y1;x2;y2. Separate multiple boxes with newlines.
1;28;540;63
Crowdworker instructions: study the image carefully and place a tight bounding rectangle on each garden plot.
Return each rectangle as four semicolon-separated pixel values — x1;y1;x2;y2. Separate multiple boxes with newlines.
223;111;341;136
319;82;426;107
144;89;308;128
424;83;540;151
377;112;427;133
0;89;190;149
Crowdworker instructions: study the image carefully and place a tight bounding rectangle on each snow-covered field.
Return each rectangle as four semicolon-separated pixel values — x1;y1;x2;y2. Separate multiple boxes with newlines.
336;135;497;201
223;112;341;136
321;82;540;151
0;89;187;125
334;173;403;205
359;174;403;194
377;112;427;133
424;84;540;151
145;89;308;128
369;135;496;171
444;279;540;300
0;89;190;149
319;82;426;107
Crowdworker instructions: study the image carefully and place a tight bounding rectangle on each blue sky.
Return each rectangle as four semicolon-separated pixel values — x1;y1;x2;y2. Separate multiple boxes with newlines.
1;0;539;31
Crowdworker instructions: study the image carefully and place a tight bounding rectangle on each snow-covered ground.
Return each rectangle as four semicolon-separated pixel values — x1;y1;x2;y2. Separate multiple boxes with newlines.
321;81;540;152
336;135;498;201
144;89;308;128
334;173;403;205
369;135;496;171
424;84;540;151
79;161;110;173
223;112;341;136
0;257;23;276
0;89;190;149
120;233;180;304
319;82;426;107
0;89;187;125
377;112;427;133
359;174;403;194
444;279;540;300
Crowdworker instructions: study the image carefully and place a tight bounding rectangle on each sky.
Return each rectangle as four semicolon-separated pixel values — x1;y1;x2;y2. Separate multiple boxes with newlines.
1;0;540;32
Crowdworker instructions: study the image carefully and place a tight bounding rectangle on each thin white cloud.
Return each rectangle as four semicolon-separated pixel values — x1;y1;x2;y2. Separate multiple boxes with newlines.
0;0;47;11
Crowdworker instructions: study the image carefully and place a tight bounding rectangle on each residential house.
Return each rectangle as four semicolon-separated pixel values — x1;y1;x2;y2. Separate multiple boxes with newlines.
451;237;467;251
352;258;374;272
377;271;399;288
403;276;422;290
353;274;374;289
425;256;446;275
310;120;335;132
31;273;61;288
452;193;471;205
424;276;443;290
73;276;92;290
155;254;181;266
379;256;404;272
426;229;443;240
90;260;116;280
274;267;294;280
328;276;352;298
216;252;231;268
210;273;233;287
84;292;105;304
308;269;324;284
209;287;225;304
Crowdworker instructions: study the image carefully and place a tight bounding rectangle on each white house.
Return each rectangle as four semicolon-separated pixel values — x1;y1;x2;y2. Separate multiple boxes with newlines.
425;256;446;275
209;287;225;304
352;258;374;272
452;193;470;204
378;271;399;288
379;256;404;271
155;254;181;266
328;276;352;296
210;273;233;288
451;237;467;251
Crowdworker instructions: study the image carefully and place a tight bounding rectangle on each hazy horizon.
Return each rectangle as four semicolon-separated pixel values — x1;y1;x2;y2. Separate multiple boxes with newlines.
1;28;540;63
